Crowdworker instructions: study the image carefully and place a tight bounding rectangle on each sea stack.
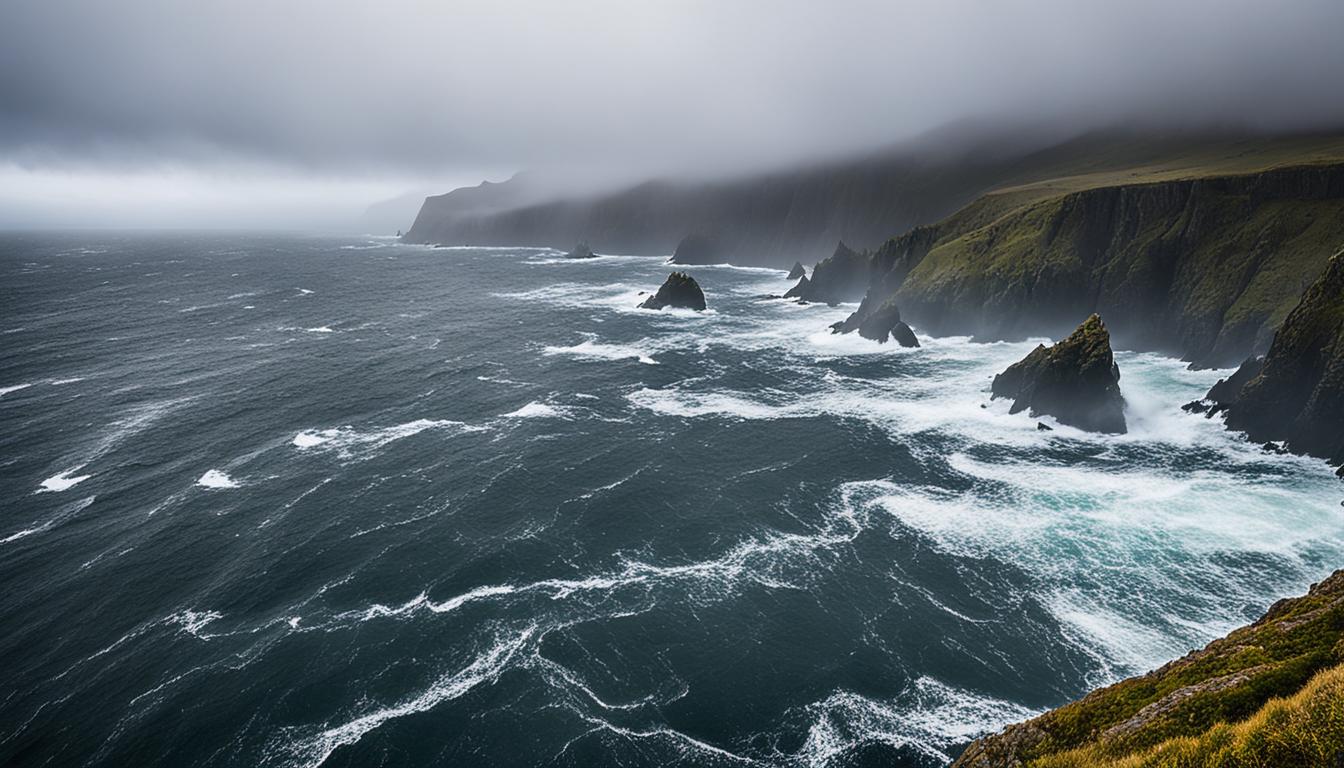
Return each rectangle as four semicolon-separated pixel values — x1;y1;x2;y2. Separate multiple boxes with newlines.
991;314;1126;433
565;241;598;259
1213;249;1344;466
639;272;707;311
852;299;919;346
787;261;806;280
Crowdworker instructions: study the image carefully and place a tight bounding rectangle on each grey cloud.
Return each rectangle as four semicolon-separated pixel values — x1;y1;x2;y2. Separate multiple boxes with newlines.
2;0;1343;182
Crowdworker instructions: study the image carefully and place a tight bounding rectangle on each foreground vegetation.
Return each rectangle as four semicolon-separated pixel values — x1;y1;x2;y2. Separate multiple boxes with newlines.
953;571;1344;767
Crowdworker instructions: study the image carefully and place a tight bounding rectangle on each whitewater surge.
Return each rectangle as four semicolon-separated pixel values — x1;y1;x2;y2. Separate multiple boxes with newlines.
5;236;1341;768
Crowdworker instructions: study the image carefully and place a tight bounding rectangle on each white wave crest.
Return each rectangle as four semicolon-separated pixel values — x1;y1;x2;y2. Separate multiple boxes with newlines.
168;609;223;638
291;419;484;458
196;469;241;489
37;468;92;493
796;679;1040;766
281;627;535;768
501;401;571;419
543;337;659;365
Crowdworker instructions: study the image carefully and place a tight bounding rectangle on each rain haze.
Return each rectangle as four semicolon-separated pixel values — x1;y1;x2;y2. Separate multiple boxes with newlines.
2;0;1344;228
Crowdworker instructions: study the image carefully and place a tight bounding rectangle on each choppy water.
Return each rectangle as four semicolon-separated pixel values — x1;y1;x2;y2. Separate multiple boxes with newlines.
2;232;1341;768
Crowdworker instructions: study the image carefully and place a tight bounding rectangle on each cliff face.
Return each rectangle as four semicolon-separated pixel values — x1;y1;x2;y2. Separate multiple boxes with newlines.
841;163;1344;367
403;132;1339;267
1220;249;1344;465
953;570;1344;768
403;152;1014;265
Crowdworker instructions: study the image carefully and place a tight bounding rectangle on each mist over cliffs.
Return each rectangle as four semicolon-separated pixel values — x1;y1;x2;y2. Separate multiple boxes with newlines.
403;129;1282;266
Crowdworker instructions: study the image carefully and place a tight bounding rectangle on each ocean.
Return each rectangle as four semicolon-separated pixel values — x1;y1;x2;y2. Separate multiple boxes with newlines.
2;232;1341;767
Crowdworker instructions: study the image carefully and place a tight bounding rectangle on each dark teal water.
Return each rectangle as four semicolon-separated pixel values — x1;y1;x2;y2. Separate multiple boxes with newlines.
2;232;1341;768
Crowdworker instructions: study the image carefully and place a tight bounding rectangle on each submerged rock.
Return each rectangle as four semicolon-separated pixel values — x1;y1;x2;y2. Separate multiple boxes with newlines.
639;272;706;311
669;234;725;265
565;241;598;259
787;261;806;280
991;314;1126;433
1218;249;1344;466
1036;421;1053;431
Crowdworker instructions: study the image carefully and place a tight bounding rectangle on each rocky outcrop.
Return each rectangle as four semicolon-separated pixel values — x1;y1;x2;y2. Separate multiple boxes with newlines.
785;241;872;305
565;241;598;259
829;299;919;346
1215;249;1344;466
991;314;1126;433
639;272;706;311
1183;355;1263;416
787;261;806;280
952;569;1344;767
783;275;811;301
669;234;726;265
838;163;1344;368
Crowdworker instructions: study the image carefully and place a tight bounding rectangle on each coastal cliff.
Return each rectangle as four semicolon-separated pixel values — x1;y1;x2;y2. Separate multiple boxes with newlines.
953;570;1344;768
404;133;1344;268
1216;249;1344;466
840;162;1344;368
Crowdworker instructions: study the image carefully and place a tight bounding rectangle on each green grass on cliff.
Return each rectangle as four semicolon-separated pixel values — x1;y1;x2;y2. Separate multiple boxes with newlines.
963;572;1344;767
1034;662;1344;768
888;163;1344;360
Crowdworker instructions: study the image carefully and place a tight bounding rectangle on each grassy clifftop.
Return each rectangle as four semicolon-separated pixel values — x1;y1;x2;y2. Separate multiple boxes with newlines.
953;571;1344;768
849;159;1344;367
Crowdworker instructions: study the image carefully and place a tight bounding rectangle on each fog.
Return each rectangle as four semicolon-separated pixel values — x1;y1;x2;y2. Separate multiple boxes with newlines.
2;0;1343;229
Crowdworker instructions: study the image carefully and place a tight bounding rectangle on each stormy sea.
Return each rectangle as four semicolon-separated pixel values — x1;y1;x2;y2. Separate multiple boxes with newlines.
3;232;1342;768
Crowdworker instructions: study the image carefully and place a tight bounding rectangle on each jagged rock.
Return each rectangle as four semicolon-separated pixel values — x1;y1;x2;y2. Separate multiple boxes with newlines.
1217;250;1344;466
785;241;871;305
1183;355;1264;416
1208;355;1265;403
787;261;806;280
565;241;598;259
639;272;706;311
991;314;1127;433
841;299;920;347
1037;422;1053;431
783;275;811;300
669;234;725;265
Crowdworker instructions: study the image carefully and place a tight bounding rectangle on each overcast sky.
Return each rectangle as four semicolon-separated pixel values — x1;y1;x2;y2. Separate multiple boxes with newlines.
3;0;1343;229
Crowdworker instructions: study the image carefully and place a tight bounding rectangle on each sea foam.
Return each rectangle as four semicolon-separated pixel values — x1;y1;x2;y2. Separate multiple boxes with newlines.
196;469;241;489
37;468;92;493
